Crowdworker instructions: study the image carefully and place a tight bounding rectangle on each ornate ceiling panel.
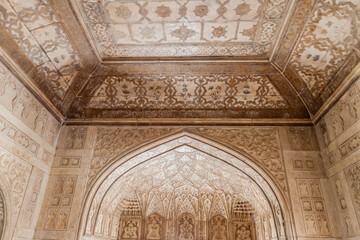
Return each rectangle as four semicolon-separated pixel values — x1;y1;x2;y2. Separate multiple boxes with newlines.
87;74;287;109
288;0;360;97
0;0;82;99
0;0;359;122
67;62;309;119
75;0;289;58
107;145;271;217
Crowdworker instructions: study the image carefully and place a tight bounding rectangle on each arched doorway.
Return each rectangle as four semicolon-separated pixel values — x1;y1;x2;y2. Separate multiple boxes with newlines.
78;132;294;240
0;175;13;240
0;189;4;240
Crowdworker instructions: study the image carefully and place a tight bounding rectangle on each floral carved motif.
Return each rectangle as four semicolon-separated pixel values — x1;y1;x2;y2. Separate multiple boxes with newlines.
233;222;254;240
178;214;195;240
145;214;163;240
20;169;45;228
0;0;82;98
296;179;331;237
65;127;87;149
118;219;141;240
289;0;360;97
89;127;287;191
287;127;319;151
77;0;288;57
331;173;356;237
0;61;60;147
338;131;360;159
192;128;286;191
210;216;227;240
345;161;360;223
274;0;316;70
89;127;177;182
44;175;77;231
0;148;32;213
85;135;285;240
88;74;288;110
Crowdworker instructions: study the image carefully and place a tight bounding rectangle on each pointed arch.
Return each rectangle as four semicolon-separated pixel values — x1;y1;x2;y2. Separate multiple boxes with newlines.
0;173;14;240
77;131;296;239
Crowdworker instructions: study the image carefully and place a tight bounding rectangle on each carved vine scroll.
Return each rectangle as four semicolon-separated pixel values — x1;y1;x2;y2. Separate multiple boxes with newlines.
89;127;287;192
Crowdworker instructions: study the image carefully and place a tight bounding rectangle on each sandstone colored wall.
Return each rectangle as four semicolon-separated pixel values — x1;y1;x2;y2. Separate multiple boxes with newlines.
0;53;357;240
33;125;340;240
315;78;360;240
0;59;61;240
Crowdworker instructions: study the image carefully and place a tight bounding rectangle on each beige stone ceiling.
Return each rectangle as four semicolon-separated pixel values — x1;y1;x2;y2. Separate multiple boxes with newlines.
0;0;359;121
105;145;270;218
76;0;288;58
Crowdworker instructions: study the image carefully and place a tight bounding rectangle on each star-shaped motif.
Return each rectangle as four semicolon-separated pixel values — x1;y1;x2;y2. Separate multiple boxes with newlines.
155;5;172;18
212;26;227;38
171;24;196;41
235;3;251;16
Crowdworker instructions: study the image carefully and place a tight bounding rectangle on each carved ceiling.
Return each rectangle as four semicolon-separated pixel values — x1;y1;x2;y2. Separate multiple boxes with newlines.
109;145;270;217
0;0;359;122
76;0;289;58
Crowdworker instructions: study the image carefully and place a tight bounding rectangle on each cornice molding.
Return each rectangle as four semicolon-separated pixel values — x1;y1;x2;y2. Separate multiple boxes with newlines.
65;117;313;126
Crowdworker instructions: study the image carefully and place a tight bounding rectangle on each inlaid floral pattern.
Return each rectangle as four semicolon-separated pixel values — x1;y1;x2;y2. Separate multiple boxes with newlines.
290;0;360;97
87;74;288;110
76;0;288;57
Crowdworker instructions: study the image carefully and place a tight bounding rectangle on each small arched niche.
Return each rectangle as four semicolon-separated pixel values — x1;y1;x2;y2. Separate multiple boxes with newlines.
0;189;4;240
78;132;294;240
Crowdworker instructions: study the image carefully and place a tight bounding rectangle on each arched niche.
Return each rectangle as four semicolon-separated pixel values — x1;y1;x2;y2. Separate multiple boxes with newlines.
209;215;227;240
77;132;295;240
0;190;4;240
178;213;196;240
145;213;163;240
0;175;14;240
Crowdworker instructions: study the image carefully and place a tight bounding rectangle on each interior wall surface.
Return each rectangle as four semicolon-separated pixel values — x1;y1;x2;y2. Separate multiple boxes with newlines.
0;59;61;240
315;77;360;240
32;123;342;240
0;57;358;240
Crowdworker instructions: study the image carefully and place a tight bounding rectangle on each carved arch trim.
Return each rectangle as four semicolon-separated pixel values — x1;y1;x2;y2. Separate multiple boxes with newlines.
78;131;296;239
89;128;287;194
0;174;14;240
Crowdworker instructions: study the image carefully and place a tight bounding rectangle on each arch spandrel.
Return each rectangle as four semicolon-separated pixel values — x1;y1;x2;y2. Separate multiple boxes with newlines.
88;128;286;193
79;132;294;240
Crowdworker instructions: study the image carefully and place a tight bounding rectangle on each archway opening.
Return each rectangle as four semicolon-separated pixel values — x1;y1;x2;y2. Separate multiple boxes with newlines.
0;189;4;240
79;133;291;240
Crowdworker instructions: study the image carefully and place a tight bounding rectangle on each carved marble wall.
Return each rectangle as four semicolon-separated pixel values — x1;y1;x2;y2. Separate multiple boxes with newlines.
0;58;61;240
115;210;255;240
315;77;360;239
0;65;343;240
281;126;341;239
34;125;93;240
29;122;346;240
